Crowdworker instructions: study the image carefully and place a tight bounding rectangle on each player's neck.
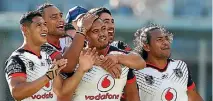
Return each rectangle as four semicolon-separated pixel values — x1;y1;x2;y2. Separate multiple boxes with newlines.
146;56;168;69
97;45;110;56
47;35;61;48
22;41;41;57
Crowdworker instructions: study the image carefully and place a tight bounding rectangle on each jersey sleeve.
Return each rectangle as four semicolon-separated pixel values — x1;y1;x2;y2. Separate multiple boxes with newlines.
41;44;61;60
126;69;136;84
5;55;26;79
186;62;196;90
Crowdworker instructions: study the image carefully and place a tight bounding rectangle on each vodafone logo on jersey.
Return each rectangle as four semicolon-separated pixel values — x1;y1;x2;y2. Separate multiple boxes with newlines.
161;87;177;101
31;92;53;99
97;74;115;92
42;81;52;91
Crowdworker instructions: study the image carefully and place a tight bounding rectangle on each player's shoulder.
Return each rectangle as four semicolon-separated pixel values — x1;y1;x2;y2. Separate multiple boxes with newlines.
169;58;187;65
41;43;54;51
7;48;28;60
168;59;189;71
41;43;58;55
5;49;26;69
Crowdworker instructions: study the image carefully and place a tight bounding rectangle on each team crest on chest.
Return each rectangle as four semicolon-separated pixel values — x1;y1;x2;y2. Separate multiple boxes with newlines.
41;61;45;66
45;58;52;65
145;75;155;85
161;73;169;79
173;68;183;78
28;60;34;71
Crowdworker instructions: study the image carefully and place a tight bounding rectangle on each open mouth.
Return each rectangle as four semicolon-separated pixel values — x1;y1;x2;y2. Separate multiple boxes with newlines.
108;29;114;35
98;37;107;42
40;33;47;37
162;47;170;50
57;24;64;30
108;30;114;33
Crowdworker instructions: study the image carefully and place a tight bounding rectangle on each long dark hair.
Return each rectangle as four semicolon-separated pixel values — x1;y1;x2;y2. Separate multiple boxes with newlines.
133;24;173;59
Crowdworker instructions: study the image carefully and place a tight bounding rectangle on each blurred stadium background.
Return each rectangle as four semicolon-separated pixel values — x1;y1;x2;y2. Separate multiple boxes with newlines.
0;0;211;101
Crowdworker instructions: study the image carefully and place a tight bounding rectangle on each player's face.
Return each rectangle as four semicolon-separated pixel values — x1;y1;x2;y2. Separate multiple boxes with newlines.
86;19;109;50
99;13;115;43
43;6;65;37
27;16;48;45
148;29;171;59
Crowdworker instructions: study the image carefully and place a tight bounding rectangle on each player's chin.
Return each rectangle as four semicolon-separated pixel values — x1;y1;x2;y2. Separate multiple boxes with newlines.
163;52;171;58
108;37;113;43
98;43;108;50
56;30;65;36
38;39;47;45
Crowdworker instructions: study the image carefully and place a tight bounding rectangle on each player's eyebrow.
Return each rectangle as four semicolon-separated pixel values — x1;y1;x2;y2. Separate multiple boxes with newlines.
103;18;114;21
104;19;110;21
156;36;164;39
50;12;62;17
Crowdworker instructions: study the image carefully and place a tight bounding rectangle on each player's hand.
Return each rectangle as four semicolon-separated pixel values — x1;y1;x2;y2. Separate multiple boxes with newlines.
78;48;97;72
97;55;121;78
46;59;67;80
107;64;122;79
94;55;106;66
77;13;99;34
101;55;119;70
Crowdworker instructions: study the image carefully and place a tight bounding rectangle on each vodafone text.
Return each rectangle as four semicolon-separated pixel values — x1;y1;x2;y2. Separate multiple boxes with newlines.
31;92;53;99
85;93;120;100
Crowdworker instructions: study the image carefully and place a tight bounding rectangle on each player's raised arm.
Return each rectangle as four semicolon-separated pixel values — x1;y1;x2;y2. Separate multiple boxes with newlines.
57;13;98;73
53;48;97;100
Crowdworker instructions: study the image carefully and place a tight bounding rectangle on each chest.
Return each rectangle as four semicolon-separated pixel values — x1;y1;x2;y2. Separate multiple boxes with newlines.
77;66;129;92
135;62;189;101
22;53;52;81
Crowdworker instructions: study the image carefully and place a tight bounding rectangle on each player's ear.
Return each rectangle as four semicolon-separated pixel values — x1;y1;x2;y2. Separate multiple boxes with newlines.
20;25;28;36
143;43;150;52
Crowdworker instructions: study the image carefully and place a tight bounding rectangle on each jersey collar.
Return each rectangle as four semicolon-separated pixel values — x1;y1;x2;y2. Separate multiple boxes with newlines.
146;59;173;72
18;48;42;59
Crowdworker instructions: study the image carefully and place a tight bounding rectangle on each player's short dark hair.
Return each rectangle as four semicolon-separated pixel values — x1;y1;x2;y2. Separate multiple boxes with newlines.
37;3;54;15
133;24;173;59
88;7;111;16
65;23;75;31
20;11;42;26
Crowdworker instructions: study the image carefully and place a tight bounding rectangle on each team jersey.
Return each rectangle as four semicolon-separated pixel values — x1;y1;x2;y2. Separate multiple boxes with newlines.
60;36;73;53
134;59;195;101
41;42;74;79
41;43;62;59
5;48;57;101
72;46;136;101
110;40;131;51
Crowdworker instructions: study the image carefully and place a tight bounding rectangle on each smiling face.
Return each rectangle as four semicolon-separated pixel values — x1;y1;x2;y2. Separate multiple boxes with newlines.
86;19;109;50
99;13;115;43
144;29;171;59
43;6;65;36
24;16;48;45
